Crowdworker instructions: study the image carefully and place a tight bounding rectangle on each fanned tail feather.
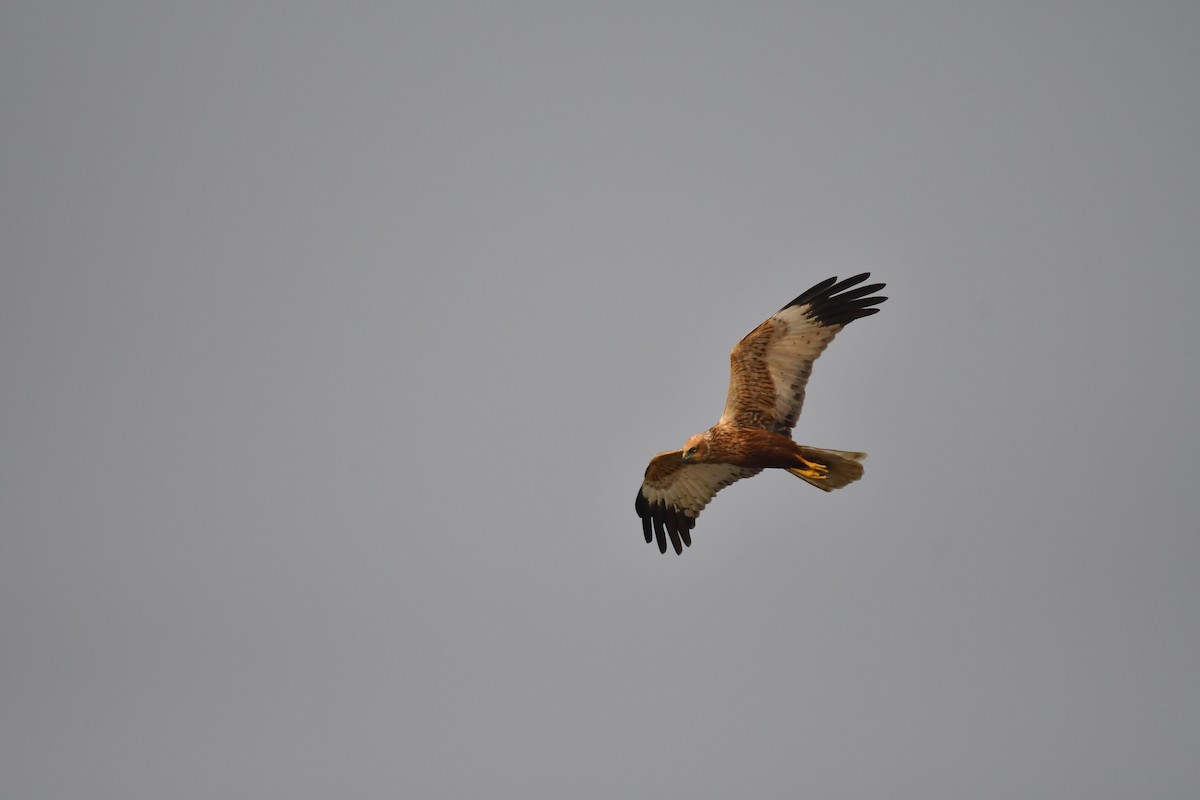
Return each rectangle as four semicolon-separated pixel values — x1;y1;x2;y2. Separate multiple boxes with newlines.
787;447;867;492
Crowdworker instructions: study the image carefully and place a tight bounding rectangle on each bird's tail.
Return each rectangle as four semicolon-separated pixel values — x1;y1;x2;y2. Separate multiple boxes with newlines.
786;447;867;492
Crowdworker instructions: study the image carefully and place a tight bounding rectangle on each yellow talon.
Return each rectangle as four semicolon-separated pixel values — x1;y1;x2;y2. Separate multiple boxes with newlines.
796;458;829;480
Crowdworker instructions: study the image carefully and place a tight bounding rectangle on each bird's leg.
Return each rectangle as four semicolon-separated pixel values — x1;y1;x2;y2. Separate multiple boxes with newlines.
793;456;829;480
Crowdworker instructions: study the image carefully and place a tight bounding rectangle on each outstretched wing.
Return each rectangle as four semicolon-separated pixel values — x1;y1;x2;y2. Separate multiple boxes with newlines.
635;450;761;555
719;273;886;433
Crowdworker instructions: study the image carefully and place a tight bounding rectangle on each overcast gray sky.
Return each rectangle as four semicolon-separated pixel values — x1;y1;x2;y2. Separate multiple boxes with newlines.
3;2;1199;798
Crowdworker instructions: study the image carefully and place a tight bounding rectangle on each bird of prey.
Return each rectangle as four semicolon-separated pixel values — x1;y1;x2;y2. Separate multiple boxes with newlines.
635;273;887;554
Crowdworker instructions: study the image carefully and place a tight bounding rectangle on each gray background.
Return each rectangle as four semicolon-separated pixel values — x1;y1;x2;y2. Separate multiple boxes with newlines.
3;2;1198;797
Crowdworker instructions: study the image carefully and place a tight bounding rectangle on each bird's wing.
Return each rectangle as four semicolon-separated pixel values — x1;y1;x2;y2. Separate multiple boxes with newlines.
635;450;762;555
719;273;886;433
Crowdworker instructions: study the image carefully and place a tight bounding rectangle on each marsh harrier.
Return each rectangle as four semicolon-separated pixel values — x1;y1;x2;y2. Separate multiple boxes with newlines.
635;273;886;554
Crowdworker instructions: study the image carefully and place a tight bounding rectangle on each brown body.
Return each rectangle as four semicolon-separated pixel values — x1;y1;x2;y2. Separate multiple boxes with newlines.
690;426;811;469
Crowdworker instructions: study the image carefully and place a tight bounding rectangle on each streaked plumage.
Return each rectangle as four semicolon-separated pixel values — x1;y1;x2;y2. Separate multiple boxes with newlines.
635;274;887;554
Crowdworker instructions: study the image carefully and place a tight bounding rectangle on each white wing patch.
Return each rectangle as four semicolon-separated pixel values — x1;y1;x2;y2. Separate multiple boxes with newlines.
761;307;841;429
643;463;756;515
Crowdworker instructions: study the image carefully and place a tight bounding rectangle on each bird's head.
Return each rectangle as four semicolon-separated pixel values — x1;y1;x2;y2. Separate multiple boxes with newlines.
681;433;709;462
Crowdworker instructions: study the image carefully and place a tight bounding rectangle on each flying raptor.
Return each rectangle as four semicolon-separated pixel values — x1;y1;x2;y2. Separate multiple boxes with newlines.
635;273;887;554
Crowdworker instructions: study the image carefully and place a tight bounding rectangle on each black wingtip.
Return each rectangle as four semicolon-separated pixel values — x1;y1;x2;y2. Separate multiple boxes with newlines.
636;489;695;555
781;273;887;327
